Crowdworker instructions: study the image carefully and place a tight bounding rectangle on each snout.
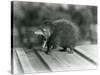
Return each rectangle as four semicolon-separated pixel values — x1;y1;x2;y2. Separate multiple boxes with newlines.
34;30;44;35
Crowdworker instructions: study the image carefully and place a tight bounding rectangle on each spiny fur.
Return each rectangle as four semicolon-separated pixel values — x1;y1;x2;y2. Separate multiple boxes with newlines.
44;19;80;54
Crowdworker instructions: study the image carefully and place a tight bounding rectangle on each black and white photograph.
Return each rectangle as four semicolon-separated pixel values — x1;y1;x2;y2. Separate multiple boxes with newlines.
11;1;97;74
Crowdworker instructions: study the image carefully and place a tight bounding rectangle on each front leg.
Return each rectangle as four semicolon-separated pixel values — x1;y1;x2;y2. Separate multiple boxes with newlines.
45;43;52;54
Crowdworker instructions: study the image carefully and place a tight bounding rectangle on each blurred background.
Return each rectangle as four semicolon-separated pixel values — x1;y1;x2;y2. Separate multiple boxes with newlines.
12;1;97;49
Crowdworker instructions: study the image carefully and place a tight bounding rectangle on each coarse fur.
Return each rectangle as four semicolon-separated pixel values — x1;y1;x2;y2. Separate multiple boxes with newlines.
44;19;79;54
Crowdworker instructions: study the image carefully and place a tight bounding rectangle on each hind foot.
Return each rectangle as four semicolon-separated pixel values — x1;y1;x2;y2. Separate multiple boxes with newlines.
59;49;66;52
66;48;74;54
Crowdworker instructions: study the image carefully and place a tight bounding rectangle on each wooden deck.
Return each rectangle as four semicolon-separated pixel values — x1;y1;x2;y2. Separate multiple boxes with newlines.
12;45;97;74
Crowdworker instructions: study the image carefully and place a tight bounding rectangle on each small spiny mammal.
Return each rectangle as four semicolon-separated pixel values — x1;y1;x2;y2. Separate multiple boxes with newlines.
43;19;79;54
35;19;79;54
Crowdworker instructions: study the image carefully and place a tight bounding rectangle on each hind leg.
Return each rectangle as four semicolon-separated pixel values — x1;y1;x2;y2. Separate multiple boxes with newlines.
66;48;73;53
62;45;74;53
59;46;73;54
59;46;67;52
68;45;75;53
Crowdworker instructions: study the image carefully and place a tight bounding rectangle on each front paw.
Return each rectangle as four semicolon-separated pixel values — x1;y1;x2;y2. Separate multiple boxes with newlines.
45;51;50;55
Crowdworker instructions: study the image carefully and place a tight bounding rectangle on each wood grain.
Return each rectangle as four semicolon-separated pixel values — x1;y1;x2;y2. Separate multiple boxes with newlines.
15;48;36;73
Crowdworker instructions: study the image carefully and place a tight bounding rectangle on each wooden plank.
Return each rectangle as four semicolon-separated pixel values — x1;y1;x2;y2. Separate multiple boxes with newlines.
37;51;70;72
75;45;97;61
24;49;50;72
51;51;96;70
13;45;97;73
75;45;97;65
49;52;72;71
13;48;23;74
15;48;36;73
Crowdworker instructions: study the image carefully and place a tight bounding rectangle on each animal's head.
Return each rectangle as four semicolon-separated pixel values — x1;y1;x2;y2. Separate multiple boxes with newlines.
34;20;54;39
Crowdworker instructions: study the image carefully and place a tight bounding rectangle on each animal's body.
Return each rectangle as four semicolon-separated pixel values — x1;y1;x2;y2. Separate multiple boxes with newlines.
44;19;79;54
